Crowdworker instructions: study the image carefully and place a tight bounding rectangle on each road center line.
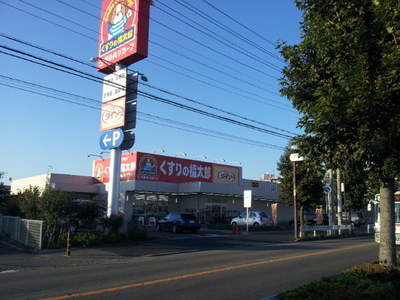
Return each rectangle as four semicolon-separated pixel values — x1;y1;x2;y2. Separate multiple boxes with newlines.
40;242;375;300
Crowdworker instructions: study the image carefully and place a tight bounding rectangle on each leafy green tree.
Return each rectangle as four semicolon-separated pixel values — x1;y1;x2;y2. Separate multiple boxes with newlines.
280;0;400;265
75;200;103;230
16;185;42;220
277;142;325;225
0;172;12;214
40;188;78;247
341;164;370;211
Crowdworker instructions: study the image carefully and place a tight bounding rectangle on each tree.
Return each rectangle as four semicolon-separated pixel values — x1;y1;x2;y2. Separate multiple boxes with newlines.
16;185;42;220
0;171;12;214
341;164;370;211
277;142;325;225
280;0;400;265
39;188;89;247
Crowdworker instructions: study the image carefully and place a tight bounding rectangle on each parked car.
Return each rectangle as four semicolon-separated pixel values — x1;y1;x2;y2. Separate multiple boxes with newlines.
342;212;366;227
230;211;272;228
156;213;201;233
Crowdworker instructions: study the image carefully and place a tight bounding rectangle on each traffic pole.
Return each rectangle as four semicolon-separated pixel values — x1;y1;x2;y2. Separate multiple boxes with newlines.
66;231;71;256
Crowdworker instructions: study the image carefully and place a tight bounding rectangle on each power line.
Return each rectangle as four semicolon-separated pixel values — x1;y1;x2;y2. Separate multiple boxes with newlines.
4;1;287;107
1;35;294;134
155;0;282;72
175;0;284;62
201;0;279;48
0;74;285;150
1;2;297;140
0;47;292;139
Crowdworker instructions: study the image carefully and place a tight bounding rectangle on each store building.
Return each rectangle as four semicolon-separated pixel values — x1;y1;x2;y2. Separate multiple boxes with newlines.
93;152;289;224
11;152;293;225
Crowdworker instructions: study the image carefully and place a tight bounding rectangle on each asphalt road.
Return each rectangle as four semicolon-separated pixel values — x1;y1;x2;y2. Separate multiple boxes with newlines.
0;227;377;300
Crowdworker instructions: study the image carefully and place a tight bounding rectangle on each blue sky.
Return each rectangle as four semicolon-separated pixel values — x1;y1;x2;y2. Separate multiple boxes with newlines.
0;0;303;183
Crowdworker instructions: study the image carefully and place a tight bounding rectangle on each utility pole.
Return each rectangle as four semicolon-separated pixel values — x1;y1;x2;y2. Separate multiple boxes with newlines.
293;161;298;240
328;169;335;235
337;168;342;226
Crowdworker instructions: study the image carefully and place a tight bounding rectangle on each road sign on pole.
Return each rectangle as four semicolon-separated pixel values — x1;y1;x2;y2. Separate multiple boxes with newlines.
100;128;124;150
324;185;331;194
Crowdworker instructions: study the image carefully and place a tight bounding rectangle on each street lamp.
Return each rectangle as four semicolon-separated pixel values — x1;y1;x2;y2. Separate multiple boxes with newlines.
289;152;305;240
89;57;116;72
132;71;148;82
153;148;165;154
229;161;241;165
194;155;206;160
90;57;148;82
174;152;186;157
212;159;225;163
87;154;103;159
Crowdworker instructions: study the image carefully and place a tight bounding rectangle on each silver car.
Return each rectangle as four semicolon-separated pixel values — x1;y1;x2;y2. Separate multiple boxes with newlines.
231;211;272;227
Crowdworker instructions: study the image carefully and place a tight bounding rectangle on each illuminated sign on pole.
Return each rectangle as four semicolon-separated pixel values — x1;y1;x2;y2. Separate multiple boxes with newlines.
100;128;124;150
100;97;126;131
96;0;150;74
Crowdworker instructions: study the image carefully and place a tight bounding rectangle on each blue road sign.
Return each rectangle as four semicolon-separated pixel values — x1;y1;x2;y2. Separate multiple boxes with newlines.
100;128;124;150
324;185;331;194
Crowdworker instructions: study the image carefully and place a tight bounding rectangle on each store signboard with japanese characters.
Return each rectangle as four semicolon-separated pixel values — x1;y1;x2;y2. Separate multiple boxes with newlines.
102;68;127;103
92;152;241;185
96;0;150;74
100;97;126;131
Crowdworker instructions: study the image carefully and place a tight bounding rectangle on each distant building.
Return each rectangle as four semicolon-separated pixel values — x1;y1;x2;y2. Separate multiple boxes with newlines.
11;173;98;200
260;173;280;183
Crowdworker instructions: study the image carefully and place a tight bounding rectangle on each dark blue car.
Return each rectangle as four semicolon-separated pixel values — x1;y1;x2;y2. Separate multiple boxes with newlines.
156;213;201;233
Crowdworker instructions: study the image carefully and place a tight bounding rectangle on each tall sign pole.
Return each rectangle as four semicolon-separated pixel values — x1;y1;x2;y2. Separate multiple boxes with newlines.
106;64;123;216
94;0;150;217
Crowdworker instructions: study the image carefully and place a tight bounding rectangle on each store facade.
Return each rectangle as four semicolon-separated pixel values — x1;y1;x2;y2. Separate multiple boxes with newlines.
93;152;285;224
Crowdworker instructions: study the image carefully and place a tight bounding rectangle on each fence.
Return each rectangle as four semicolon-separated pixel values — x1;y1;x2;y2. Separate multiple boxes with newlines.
300;224;353;237
0;215;43;250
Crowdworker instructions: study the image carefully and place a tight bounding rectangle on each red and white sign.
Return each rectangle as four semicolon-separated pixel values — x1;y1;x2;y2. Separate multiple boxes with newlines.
100;97;126;131
96;0;150;74
92;152;241;185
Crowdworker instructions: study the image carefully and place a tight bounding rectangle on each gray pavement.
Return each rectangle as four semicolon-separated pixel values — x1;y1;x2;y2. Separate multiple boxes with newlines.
0;225;373;273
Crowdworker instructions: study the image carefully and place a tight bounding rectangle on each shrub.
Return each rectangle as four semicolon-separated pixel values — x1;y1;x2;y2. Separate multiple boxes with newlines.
99;213;124;233
126;224;148;241
58;231;104;247
279;263;400;300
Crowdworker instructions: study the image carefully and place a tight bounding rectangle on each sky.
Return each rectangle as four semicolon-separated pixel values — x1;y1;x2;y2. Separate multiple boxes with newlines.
0;0;303;183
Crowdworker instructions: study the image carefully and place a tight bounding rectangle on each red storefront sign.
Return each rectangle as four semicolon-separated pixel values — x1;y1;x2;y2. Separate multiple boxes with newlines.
96;0;150;74
92;152;240;185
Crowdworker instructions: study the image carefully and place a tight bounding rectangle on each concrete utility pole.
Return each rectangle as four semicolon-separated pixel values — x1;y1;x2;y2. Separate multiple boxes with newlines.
290;152;305;240
337;168;342;226
328;169;335;227
293;161;298;240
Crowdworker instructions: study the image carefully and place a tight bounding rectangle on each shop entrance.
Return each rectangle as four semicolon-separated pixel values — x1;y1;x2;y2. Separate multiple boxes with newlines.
204;202;227;223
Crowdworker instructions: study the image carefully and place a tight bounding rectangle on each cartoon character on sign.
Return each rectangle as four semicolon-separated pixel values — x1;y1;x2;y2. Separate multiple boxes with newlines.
94;163;104;183
143;158;155;171
138;155;157;177
108;0;133;40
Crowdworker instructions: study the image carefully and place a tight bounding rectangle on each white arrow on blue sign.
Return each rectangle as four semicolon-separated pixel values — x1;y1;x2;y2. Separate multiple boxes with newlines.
323;185;331;194
100;128;124;150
